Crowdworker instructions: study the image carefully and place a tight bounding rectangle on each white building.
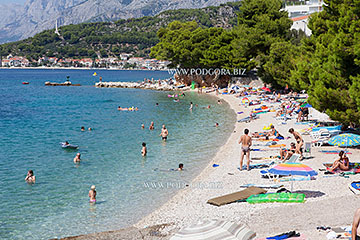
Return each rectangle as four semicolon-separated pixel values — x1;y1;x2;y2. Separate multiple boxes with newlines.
284;0;325;36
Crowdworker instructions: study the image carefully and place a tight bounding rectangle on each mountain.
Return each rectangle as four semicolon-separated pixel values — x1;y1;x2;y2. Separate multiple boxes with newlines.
0;2;241;60
0;0;241;44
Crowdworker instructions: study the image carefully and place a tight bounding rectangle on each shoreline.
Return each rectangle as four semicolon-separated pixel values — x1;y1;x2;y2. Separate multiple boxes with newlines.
62;91;360;240
59;91;239;240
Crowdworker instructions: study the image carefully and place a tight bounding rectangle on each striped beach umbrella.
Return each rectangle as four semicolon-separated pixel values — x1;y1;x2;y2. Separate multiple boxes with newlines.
328;133;360;147
268;163;317;191
170;220;256;240
268;163;317;177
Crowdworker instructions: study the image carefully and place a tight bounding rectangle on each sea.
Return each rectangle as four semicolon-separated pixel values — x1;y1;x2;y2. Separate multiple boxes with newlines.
0;69;235;239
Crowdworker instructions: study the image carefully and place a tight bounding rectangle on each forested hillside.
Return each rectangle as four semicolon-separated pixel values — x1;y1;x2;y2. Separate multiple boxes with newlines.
0;2;241;60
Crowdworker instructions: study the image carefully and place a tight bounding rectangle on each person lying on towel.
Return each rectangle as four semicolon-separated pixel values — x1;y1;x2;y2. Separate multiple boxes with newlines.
279;142;296;161
327;150;350;172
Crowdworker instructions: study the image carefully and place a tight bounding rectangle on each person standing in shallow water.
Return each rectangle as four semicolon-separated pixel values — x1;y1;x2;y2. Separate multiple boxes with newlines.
141;142;147;156
74;153;81;163
238;129;252;171
189;102;193;110
149;122;154;130
89;185;96;203
160;125;169;141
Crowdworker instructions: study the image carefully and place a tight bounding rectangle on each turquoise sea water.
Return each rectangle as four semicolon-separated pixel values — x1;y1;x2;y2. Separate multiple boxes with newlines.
0;69;235;239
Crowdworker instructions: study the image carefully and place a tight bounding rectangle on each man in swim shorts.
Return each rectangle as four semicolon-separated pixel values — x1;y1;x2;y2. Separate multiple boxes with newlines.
160;125;169;141
149;122;154;130
89;185;96;203
353;208;360;240
239;129;252;171
74;153;81;163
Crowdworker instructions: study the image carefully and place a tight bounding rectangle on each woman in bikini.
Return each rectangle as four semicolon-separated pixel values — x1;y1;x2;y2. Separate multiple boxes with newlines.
328;151;349;172
280;143;296;161
289;128;303;156
25;170;36;183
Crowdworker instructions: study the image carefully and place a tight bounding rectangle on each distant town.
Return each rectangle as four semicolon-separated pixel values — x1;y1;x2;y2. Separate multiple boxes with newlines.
0;53;170;70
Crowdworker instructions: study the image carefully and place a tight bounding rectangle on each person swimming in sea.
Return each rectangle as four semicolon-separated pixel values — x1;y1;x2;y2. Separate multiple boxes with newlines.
142;142;147;156
141;124;145;129
74;153;81;163
89;185;96;203
215;123;219;127
81;126;85;131
25;170;36;183
177;163;184;171
88;127;92;131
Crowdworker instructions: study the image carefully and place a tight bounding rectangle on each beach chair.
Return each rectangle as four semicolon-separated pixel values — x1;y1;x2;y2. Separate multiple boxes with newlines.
207;187;267;206
304;142;311;158
286;153;301;163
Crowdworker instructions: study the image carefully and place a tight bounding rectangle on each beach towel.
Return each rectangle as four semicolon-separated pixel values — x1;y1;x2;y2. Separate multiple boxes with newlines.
207;187;267;206
238;162;275;170
256;234;307;240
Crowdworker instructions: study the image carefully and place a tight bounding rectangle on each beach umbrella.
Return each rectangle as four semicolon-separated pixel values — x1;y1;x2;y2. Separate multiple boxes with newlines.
261;87;271;92
170;220;256;240
300;103;312;108
268;163;317;191
328;133;360;147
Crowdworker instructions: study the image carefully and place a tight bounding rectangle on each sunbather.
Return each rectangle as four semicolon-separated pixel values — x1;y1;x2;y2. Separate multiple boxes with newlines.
327;150;350;172
279;143;296;161
289;128;303;157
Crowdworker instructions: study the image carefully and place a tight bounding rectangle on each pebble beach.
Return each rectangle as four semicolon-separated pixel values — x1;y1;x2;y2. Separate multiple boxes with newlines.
65;90;360;240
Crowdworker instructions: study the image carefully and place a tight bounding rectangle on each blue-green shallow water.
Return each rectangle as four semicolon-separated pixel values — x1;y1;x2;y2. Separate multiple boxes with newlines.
0;69;235;239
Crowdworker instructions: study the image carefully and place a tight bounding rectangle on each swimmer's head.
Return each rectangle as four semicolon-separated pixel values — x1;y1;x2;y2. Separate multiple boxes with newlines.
76;153;81;156
88;127;92;131
142;142;146;147
156;103;159;106
28;170;34;176
91;185;96;190
81;126;85;131
215;123;219;127
162;124;165;128
178;163;184;169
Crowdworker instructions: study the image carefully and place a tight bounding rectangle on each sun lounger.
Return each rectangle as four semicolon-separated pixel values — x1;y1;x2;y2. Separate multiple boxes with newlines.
207;187;267;206
287;153;301;163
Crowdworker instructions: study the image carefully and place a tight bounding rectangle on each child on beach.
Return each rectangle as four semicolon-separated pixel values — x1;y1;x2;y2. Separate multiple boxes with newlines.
142;142;147;156
25;170;36;183
89;185;96;203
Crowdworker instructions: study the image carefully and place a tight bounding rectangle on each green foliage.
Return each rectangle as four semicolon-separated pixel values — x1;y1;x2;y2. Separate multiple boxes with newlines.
290;0;360;126
151;0;292;73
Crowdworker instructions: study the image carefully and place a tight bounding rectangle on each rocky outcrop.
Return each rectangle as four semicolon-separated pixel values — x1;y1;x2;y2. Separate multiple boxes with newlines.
0;0;241;44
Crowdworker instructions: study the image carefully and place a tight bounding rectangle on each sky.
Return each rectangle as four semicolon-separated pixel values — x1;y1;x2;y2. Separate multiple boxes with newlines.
0;0;26;4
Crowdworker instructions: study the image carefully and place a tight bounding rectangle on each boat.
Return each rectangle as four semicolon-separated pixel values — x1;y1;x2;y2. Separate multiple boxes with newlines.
22;82;29;85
